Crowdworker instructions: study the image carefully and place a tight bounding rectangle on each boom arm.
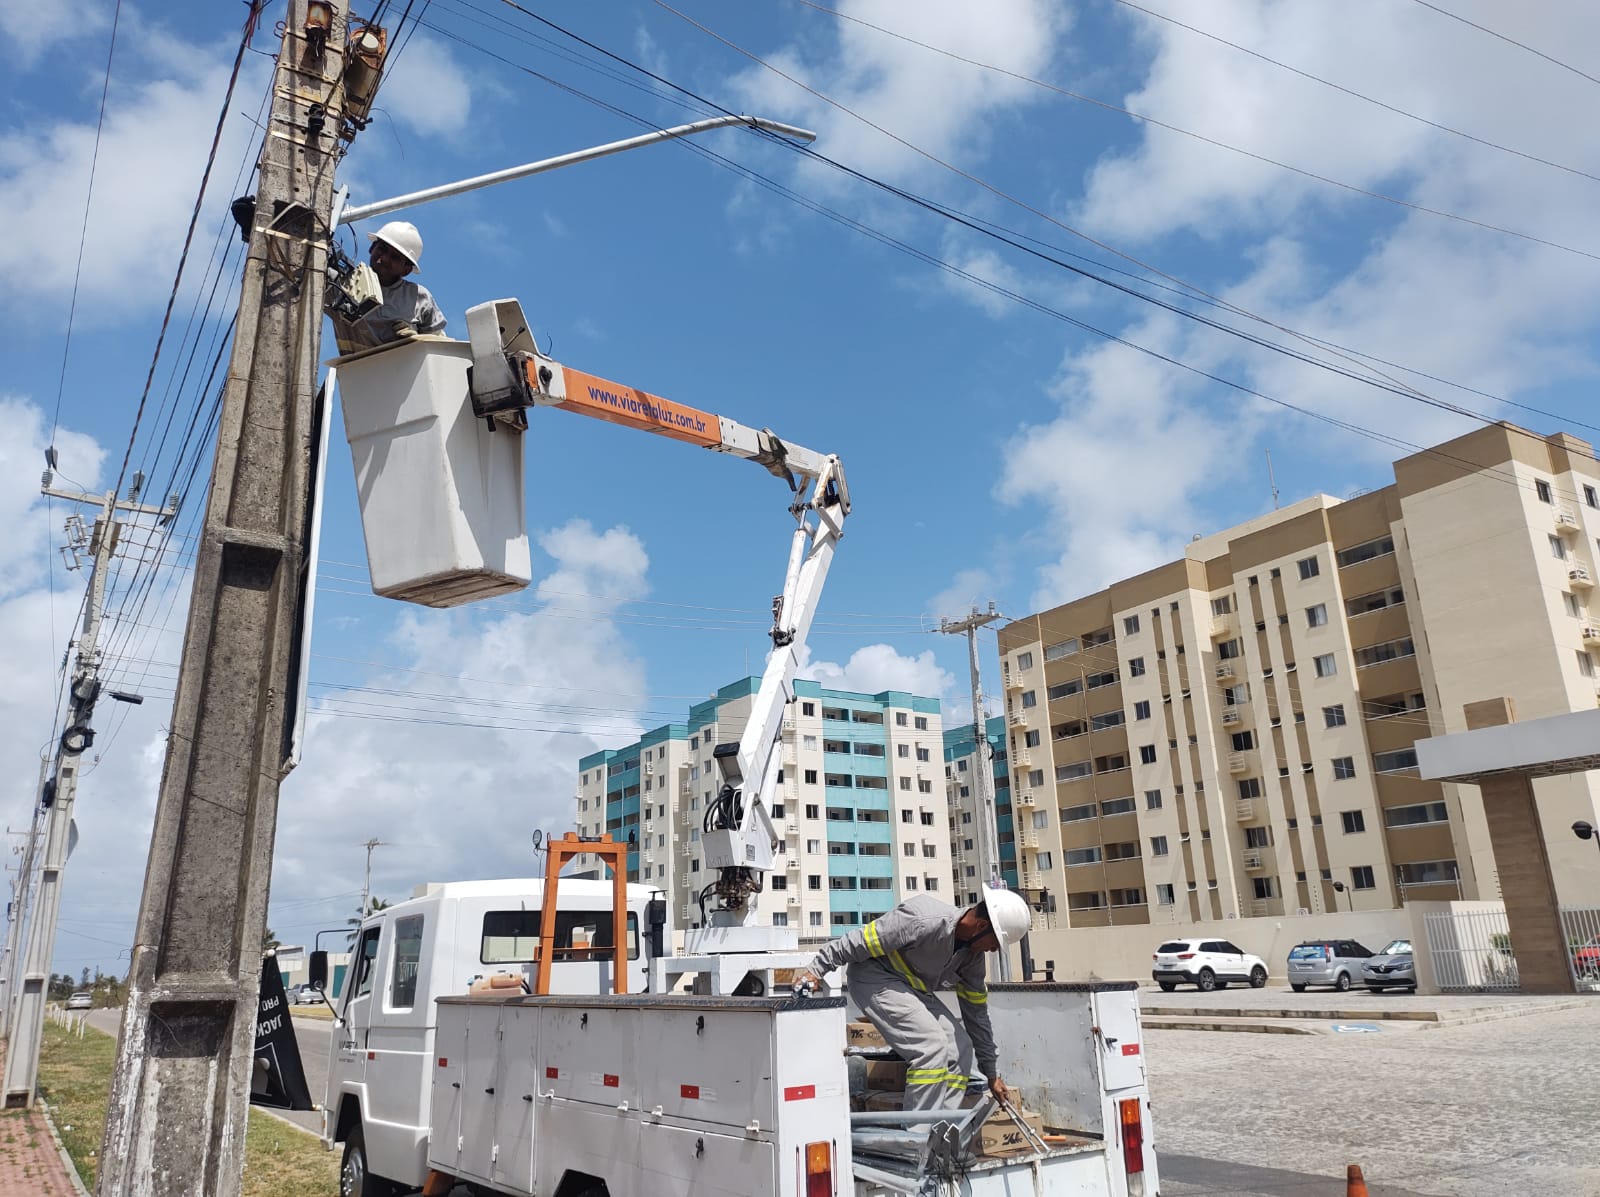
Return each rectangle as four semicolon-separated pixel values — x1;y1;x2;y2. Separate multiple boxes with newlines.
466;299;850;924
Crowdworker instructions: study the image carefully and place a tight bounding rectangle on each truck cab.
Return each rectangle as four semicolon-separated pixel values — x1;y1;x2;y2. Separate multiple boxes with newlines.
321;878;661;1194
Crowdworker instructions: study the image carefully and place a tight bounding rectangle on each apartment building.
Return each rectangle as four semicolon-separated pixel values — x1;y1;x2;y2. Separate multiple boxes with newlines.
575;678;948;943
997;422;1600;929
943;716;1020;905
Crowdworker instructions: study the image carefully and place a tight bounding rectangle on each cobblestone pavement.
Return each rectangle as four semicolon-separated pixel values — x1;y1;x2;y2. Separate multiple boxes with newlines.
1145;1002;1599;1196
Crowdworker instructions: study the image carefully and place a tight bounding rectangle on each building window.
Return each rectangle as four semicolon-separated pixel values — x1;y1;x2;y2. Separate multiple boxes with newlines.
1373;748;1420;773
1385;801;1449;828
1145;789;1163;810
1133;700;1151;721
905;877;918;891
1155;884;1176;906
1335;536;1395;568
1139;744;1158;765
1332;757;1357;780
1101;797;1136;816
804;770;818;785
1297;555;1320;580
1036;852;1054;870
916;746;931;762
1217;638;1242;660
1230;731;1255;751
918;779;933;794
1580;651;1597;679
1306;603;1328;628
895;711;907;726
899;777;911;791
1394;859;1459;886
920;811;936;826
1060;803;1097;823
1314;654;1337;678
1550;534;1568;560
1150;835;1169;857
1341;810;1366;834
1016;650;1034;670
1252;877;1277;900
915;716;928;730
1124;614;1141;635
1351;865;1377;890
1211;595;1234;616
1565;592;1583;618
1535;478;1553;504
1128;656;1146;678
1324;704;1347;728
1057;760;1093;782
1237;777;1262;800
1245;826;1271;849
1066;846;1103;866
900;810;914;824
802;702;815;717
1020;690;1037;709
1044;638;1079;661
1024;729;1041;747
1586;485;1599;509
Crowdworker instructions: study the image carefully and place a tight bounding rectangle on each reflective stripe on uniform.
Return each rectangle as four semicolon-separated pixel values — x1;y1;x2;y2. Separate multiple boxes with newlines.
863;921;886;957
905;1068;947;1087
956;987;987;1005
888;950;929;992
945;1071;970;1091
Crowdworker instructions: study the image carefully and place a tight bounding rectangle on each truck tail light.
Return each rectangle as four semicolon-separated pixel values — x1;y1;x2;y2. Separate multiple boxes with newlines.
804;1140;833;1196
1120;1097;1145;1175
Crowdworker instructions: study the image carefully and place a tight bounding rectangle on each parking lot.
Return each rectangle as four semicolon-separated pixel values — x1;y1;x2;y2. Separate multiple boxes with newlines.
1145;992;1600;1196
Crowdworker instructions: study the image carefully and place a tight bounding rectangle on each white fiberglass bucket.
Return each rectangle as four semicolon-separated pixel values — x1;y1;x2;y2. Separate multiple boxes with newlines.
334;336;530;607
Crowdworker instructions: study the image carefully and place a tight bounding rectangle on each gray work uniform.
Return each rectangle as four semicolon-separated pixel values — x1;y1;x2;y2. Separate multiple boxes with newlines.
333;277;447;351
807;896;995;1110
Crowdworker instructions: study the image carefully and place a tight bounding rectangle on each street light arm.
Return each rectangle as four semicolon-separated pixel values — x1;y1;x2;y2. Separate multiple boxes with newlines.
337;114;816;226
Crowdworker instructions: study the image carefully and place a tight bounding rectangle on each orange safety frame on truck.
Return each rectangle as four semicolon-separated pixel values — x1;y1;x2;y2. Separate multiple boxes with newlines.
534;833;630;995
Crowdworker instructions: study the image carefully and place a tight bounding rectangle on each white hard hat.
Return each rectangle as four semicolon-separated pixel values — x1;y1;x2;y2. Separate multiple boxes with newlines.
368;220;423;270
981;888;1032;949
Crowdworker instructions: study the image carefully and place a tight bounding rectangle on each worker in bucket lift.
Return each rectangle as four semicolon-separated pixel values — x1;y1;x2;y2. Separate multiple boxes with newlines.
332;219;447;350
793;888;1032;1111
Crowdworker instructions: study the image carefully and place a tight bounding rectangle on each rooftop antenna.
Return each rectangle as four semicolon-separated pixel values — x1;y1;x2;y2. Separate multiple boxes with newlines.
1265;448;1281;510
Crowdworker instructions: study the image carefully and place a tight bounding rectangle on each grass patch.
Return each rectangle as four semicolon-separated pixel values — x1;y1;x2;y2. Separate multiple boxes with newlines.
38;1020;338;1196
290;1003;337;1022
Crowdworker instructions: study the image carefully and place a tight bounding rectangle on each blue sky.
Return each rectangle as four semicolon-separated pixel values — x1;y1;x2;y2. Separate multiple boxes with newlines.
3;0;1598;974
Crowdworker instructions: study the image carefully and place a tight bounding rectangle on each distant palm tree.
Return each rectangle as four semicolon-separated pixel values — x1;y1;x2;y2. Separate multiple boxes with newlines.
263;926;282;952
346;896;391;943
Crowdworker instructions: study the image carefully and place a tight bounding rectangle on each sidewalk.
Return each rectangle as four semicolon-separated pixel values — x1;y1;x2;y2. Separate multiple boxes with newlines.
0;1043;86;1196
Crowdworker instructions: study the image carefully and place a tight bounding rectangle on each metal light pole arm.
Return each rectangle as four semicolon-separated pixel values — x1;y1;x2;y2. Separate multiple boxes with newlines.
337;115;816;226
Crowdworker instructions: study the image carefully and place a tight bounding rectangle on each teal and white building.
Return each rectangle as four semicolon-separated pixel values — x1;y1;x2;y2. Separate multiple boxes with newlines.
944;715;1020;905
575;678;948;943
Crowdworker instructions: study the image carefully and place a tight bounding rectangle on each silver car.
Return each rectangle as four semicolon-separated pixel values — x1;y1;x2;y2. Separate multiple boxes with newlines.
1287;939;1375;992
1362;939;1417;992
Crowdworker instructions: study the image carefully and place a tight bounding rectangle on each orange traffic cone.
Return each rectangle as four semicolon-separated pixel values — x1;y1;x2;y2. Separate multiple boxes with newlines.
1347;1163;1370;1197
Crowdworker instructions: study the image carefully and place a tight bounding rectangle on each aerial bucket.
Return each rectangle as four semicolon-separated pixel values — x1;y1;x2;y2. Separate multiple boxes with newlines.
333;336;531;607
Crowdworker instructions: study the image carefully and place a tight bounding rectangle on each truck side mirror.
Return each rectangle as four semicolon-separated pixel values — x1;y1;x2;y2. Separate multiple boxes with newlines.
309;950;329;990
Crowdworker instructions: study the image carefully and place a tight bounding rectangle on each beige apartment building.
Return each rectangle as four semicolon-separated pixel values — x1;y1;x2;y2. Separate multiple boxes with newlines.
997;422;1600;929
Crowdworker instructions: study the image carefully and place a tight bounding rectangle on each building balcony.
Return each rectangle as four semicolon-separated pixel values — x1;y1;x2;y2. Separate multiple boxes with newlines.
1249;899;1274;917
1004;665;1024;691
1016;789;1036;808
1210;612;1235;638
1221;708;1242;727
1583;625;1600;645
1014;748;1031;767
1019;827;1040;849
1228;752;1249;774
1556;507;1581;533
1235;799;1257;822
1008;709;1028;727
1242;850;1265;871
1020;868;1043;888
1214;661;1236;681
1571;565;1594;588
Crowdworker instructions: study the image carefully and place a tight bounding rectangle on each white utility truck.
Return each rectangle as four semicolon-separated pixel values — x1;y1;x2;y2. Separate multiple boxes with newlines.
315;303;1160;1196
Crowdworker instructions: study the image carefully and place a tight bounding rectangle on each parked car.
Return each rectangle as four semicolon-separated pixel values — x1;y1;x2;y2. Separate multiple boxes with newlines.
289;983;322;1005
1152;938;1269;992
1571;935;1600;979
1361;938;1417;992
1287;939;1375;992
64;991;93;1011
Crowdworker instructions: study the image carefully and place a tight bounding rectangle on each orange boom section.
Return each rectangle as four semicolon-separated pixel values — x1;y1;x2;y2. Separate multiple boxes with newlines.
547;363;723;449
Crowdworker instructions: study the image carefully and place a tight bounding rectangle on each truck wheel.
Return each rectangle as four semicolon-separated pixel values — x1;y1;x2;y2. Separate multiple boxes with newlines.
1249;966;1267;989
1334;972;1352;992
1196;968;1216;992
340;1127;399;1197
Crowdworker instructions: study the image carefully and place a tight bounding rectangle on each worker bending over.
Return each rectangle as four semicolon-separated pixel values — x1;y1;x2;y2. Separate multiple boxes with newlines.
332;220;447;351
794;889;1031;1111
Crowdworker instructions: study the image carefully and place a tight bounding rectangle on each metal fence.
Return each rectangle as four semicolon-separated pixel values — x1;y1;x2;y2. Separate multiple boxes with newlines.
1422;909;1520;992
1563;906;1600;992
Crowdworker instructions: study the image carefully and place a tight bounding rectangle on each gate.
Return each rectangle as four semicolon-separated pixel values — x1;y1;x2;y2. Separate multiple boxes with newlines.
1562;906;1600;991
1423;909;1519;992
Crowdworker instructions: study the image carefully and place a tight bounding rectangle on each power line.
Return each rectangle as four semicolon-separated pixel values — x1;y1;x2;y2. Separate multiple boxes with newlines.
1408;0;1600;88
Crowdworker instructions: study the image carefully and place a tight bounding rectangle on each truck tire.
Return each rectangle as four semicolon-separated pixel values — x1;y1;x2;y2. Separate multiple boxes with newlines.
340;1127;401;1197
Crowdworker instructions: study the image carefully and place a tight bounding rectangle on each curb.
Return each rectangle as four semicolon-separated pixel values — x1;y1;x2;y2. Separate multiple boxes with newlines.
37;1099;92;1197
1145;1017;1323;1035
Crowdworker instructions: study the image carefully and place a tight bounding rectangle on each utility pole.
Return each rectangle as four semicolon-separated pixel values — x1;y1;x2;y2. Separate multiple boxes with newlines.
99;4;357;1192
359;838;389;916
0;761;50;1039
939;603;1011;981
4;482;172;1107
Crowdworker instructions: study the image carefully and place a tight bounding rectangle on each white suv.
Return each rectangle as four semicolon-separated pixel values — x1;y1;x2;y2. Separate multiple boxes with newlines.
1152;938;1268;992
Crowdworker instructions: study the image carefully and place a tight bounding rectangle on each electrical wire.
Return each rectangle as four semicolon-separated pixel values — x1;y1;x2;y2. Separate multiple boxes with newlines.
1407;0;1600;89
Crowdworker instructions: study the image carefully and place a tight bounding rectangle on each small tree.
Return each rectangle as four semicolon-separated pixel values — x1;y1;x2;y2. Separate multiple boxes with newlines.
347;897;390;944
263;926;282;952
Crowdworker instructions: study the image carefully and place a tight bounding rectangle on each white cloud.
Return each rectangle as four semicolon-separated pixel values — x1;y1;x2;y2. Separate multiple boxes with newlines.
798;642;954;701
378;36;474;139
729;0;1070;187
0;37;267;321
0;0;109;65
926;568;996;624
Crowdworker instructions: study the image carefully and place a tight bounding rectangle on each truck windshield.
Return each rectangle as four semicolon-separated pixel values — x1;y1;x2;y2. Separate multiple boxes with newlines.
481;910;640;963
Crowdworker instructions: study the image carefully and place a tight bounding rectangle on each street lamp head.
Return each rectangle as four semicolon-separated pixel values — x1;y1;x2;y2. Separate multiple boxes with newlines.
1332;881;1347;892
1575;820;1596;841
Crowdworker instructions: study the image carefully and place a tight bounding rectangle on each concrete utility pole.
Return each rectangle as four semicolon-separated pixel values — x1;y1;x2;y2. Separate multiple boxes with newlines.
4;483;171;1107
99;4;355;1192
939;604;1011;980
359;837;389;915
0;764;49;1040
